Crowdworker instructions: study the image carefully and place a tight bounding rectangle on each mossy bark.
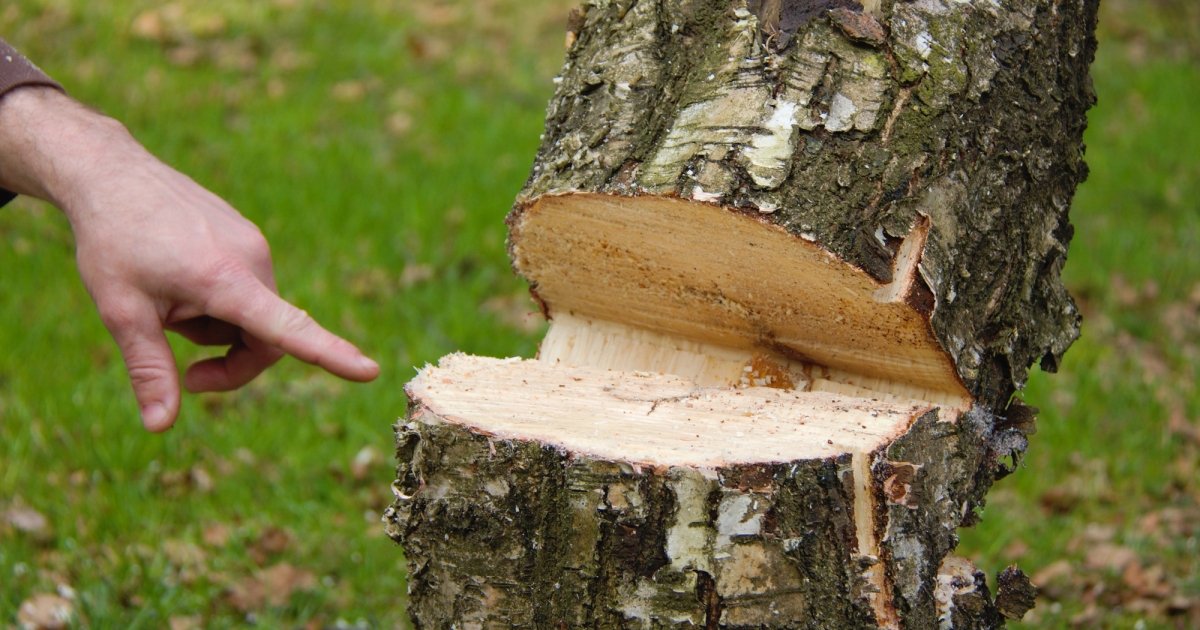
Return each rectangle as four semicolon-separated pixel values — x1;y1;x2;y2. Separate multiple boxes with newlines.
388;0;1093;626
387;402;1034;628
516;0;1097;411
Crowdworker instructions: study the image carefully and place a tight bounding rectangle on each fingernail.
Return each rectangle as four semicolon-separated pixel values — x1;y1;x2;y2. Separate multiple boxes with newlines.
141;403;170;432
358;355;380;372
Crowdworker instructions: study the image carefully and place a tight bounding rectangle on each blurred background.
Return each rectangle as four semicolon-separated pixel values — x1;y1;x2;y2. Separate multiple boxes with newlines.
0;0;1196;627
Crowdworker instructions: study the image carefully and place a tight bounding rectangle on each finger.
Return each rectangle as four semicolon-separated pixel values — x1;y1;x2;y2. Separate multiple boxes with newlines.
167;316;242;346
208;273;380;383
101;299;182;433
183;332;285;393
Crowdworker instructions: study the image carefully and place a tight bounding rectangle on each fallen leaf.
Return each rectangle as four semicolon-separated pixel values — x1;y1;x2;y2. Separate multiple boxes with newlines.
1031;559;1074;588
1069;602;1101;626
1002;538;1029;561
17;593;74;630
190;465;215;493
351;445;384;481
1124;562;1172;598
130;10;167;42
185;12;227;38
348;268;394;300
249;526;291;565
225;576;266;612
234;448;257;466
162;539;206;568
226;562;317;611
331;80;367;102
4;498;50;537
261;562;317;605
169;616;203;630
386;111;414;137
203;523;231;547
211;39;257;72
269;45;312;72
167;44;204;67
406;34;452;62
400;263;434;288
1084;543;1138;573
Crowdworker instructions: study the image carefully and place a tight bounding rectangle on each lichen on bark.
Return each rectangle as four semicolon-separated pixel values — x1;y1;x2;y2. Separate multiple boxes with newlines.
387;389;1030;628
517;0;1098;409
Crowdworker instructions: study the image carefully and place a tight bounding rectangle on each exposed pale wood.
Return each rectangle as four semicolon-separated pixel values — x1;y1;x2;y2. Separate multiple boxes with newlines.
389;0;1098;625
512;193;970;400
540;312;973;410
408;353;928;469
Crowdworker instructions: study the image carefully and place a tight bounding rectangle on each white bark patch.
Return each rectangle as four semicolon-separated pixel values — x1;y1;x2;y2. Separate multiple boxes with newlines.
891;535;930;601
665;470;715;573
825;93;859;132
742;101;799;188
641;87;769;190
935;554;983;629
690;185;723;203
715;493;764;551
916;31;934;59
483;478;509;498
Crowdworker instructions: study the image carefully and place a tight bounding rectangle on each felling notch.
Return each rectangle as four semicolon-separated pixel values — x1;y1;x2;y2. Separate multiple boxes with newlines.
385;0;1097;627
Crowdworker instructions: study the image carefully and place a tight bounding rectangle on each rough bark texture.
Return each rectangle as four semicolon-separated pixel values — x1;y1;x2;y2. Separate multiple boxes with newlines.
387;0;1095;626
386;400;1029;628
515;0;1098;410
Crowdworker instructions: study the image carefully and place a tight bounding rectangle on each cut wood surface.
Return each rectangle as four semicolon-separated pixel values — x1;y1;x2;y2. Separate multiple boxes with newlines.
387;0;1097;627
407;354;926;468
511;193;967;400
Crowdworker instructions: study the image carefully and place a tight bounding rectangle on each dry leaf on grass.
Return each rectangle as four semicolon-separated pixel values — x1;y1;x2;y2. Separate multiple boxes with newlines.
249;526;292;565
331;80;367;102
17;593;74;630
351;445;384;481
163;539;207;567
1002;538;1029;561
226;562;317;611
1084;543;1138;573
4;499;49;535
203;522;231;547
168;616;203;630
400;264;434;287
190;465;215;493
1031;559;1075;588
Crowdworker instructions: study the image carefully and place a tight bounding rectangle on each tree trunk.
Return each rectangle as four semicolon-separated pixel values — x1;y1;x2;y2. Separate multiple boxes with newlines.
385;0;1097;627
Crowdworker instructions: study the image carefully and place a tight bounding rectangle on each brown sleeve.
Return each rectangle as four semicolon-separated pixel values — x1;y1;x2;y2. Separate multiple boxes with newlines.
0;39;63;97
0;38;65;207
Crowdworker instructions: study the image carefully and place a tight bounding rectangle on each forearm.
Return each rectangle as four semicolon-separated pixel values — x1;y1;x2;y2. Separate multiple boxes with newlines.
0;86;145;216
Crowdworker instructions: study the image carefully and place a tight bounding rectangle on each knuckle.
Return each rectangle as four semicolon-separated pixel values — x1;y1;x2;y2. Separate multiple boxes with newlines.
279;305;316;336
201;256;257;295
96;300;143;333
124;356;174;391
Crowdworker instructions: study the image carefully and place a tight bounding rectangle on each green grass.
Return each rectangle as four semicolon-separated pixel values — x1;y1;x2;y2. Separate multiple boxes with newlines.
1;0;1198;628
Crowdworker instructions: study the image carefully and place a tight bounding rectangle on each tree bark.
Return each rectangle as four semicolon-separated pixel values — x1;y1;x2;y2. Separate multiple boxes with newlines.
518;0;1095;410
386;0;1096;627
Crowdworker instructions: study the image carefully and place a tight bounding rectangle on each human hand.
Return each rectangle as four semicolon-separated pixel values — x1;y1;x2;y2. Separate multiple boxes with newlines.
0;87;379;432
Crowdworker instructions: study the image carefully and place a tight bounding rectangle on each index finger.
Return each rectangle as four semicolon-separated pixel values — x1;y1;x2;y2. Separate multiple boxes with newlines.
207;271;380;382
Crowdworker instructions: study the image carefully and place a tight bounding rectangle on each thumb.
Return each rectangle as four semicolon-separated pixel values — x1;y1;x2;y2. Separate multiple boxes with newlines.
101;299;182;432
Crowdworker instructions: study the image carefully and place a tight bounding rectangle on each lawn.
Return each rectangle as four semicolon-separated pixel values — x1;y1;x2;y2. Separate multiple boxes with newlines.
1;0;1198;628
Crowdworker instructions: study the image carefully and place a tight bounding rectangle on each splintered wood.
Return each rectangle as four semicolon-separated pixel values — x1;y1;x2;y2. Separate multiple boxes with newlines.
510;193;970;405
408;354;929;468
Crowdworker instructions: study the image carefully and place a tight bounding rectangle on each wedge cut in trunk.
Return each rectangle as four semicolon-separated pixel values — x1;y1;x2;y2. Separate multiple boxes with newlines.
386;0;1097;627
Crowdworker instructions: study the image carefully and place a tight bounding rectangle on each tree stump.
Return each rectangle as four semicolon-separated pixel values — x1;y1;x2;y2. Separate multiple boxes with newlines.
385;0;1097;627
